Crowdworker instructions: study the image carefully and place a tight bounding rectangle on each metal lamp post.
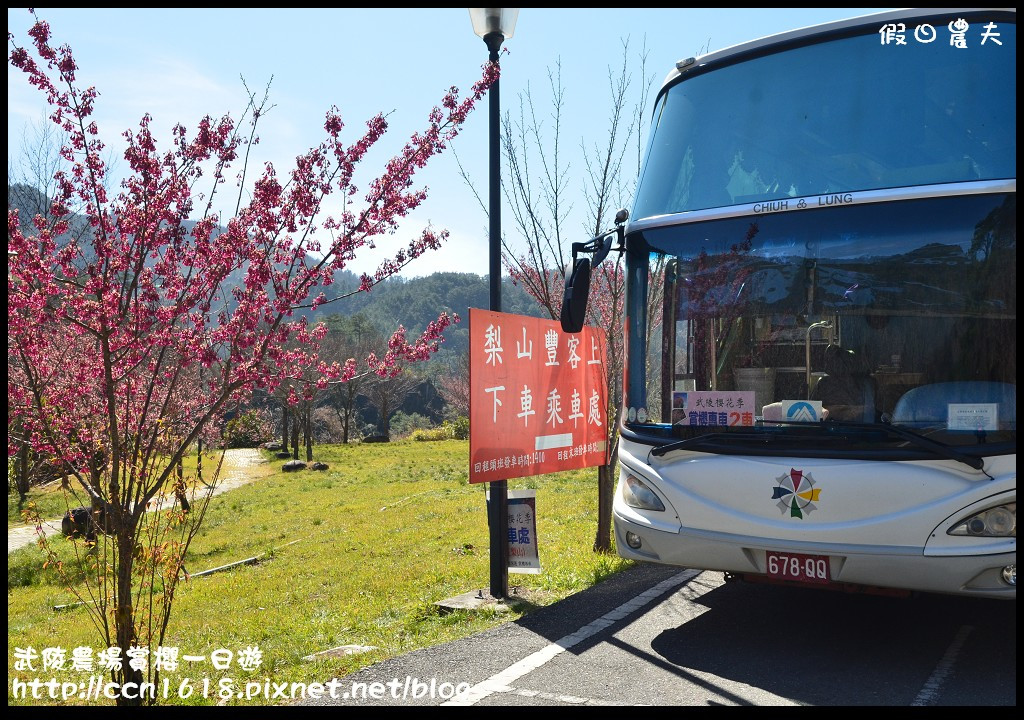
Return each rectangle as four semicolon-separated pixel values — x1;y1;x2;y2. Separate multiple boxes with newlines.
469;7;518;600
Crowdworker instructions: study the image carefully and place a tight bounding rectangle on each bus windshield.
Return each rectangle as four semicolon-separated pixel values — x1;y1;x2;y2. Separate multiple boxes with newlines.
622;11;1016;457
632;13;1015;218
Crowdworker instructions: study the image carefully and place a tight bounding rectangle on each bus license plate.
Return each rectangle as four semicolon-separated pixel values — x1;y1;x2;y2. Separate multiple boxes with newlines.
765;551;831;584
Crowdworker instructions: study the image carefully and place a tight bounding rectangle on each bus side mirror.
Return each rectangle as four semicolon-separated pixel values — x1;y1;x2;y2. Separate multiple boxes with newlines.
560;257;591;334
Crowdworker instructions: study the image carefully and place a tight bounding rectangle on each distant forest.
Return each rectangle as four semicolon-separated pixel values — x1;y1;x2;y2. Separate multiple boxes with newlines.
8;182;546;365
9;182;548;437
311;270;545;365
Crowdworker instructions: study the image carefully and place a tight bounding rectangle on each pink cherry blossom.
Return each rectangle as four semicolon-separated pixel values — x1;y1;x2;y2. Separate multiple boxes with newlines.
8;11;497;701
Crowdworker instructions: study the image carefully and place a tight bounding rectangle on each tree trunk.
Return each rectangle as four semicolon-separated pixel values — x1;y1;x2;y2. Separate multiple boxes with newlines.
291;416;299;460
594;463;614;552
16;434;30;500
304;406;313;462
593;442;620;553
281;405;289;448
11;417;31;500
376;397;390;440
341;385;355;443
115;532;144;706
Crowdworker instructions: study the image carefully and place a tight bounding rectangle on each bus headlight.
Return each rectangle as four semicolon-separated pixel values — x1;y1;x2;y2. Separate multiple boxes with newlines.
1002;565;1016;586
622;474;665;512
948;503;1016;537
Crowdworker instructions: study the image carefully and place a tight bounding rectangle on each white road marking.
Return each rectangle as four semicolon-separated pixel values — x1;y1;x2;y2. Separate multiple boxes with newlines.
443;569;700;706
910;624;974;706
497;687;638;705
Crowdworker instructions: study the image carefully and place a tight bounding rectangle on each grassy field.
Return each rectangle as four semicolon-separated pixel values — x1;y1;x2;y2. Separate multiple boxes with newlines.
8;453;210;529
7;439;631;705
9;478;83;530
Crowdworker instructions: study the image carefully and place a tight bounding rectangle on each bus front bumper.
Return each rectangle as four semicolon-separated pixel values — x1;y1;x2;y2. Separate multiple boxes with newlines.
614;511;1016;600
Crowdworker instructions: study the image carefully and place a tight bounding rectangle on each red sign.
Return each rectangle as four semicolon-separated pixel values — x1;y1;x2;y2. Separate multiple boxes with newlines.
469;309;608;483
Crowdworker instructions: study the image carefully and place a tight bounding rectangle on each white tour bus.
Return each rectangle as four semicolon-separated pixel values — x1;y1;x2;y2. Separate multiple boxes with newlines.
562;8;1015;598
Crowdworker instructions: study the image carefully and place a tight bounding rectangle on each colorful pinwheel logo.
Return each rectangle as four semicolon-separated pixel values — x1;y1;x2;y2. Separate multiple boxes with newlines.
771;468;821;519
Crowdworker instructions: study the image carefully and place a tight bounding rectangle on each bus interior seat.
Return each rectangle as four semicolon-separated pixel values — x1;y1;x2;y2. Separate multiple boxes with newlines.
892;381;1017;428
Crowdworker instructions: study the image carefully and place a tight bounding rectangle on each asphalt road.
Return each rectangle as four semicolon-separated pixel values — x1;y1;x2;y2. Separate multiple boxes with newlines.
298;562;1016;707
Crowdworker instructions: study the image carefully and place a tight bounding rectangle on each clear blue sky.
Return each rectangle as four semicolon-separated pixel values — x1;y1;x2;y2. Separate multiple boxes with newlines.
8;7;893;278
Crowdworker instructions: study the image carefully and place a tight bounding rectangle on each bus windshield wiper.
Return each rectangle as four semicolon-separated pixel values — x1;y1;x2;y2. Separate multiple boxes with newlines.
649;420;985;471
766;418;986;470
650;432;763;457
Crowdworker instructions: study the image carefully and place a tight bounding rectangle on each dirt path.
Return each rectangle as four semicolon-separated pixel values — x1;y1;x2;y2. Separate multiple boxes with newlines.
8;448;272;554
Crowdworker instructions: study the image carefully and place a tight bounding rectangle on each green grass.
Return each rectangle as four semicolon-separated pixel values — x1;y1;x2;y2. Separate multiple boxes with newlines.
8;481;77;529
7;440;632;705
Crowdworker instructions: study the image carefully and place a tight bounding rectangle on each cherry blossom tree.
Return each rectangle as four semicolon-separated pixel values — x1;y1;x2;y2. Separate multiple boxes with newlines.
7;11;495;705
321;313;385;443
8;121;105;500
435;350;472;420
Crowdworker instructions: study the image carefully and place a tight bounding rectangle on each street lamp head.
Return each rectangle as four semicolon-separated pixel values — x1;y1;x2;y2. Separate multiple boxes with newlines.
469;8;519;49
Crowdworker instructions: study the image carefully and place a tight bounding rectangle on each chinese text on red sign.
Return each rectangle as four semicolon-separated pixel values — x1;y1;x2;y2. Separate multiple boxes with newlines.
470;309;608;483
